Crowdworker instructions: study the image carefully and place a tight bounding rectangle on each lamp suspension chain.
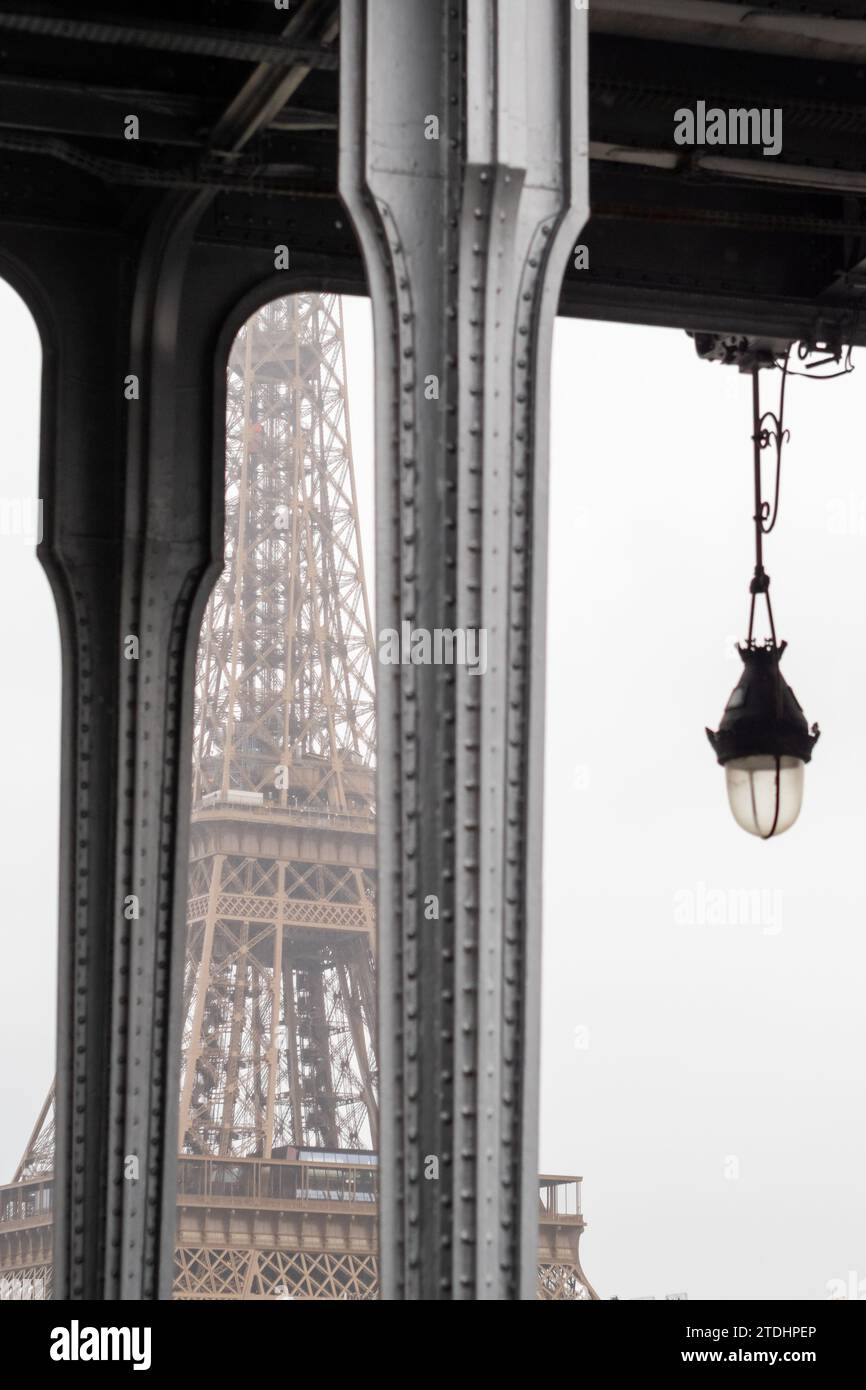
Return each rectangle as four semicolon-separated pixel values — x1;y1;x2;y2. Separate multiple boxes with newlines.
747;348;790;648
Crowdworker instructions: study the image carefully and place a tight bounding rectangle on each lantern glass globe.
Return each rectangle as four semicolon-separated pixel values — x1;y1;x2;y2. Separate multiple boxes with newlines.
724;754;804;839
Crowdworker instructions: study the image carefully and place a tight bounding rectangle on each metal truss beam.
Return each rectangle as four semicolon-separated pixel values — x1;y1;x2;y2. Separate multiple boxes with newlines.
0;12;339;70
559;277;866;348
591;0;866;67
339;0;588;1300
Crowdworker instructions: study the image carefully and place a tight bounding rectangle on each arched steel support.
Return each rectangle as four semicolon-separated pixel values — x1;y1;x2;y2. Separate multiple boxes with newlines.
1;215;360;1298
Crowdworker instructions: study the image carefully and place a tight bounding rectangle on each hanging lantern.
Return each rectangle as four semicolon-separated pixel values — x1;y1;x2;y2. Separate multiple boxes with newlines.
707;356;820;838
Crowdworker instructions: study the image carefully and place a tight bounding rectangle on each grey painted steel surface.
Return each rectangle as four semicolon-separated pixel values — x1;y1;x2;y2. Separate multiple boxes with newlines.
340;0;588;1299
8;224;265;1301
19;236;364;1301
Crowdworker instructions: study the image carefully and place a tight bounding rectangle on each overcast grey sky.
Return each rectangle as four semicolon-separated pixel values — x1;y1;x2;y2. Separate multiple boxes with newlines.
544;317;866;1301
1;285;863;1300
0;278;57;1180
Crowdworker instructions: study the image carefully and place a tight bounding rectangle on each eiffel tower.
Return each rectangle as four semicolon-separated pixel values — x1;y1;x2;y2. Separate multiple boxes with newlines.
0;292;596;1301
173;293;379;1296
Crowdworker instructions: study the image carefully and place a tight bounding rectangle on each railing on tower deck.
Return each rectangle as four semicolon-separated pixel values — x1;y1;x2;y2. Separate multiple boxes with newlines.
191;802;376;835
0;1176;52;1228
176;1154;379;1206
0;1160;583;1228
537;1175;584;1222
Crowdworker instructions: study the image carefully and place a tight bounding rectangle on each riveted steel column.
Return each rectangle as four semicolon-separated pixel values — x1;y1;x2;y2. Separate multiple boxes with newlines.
340;0;588;1299
12;0;345;1294
22;205;223;1299
13;215;292;1298
105;199;221;1301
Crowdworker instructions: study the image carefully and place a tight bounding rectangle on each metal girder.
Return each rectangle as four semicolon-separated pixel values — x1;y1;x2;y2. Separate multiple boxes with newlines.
339;0;588;1300
591;0;866;67
0;76;206;146
2;1;866;337
0;131;321;195
0;11;340;70
207;1;339;151
559;276;866;347
592;141;866;197
0;74;337;144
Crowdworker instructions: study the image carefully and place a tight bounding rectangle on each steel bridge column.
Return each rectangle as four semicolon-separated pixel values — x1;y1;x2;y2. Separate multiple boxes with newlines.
7;219;306;1299
33;208;227;1300
340;0;588;1299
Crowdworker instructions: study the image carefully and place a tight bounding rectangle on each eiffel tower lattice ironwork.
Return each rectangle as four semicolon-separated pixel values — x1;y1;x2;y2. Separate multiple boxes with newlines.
172;293;379;1298
0;293;596;1302
181;292;378;1166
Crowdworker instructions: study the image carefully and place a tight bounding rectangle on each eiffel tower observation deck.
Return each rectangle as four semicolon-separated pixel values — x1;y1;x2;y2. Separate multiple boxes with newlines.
0;293;596;1302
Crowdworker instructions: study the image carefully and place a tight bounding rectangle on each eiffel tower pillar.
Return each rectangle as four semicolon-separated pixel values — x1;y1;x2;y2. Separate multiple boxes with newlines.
339;0;589;1299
